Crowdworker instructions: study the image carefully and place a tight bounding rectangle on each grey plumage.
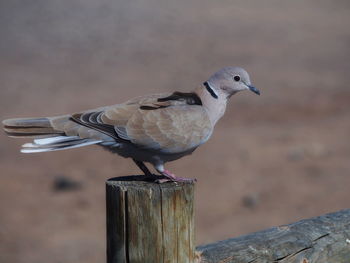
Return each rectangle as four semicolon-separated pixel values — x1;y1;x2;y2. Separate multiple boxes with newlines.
3;67;259;182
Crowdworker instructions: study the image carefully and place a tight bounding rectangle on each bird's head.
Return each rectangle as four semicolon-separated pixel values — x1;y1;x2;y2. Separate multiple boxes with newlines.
204;67;260;99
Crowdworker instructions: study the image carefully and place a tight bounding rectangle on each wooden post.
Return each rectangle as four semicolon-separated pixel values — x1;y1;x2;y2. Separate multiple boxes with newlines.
106;176;195;263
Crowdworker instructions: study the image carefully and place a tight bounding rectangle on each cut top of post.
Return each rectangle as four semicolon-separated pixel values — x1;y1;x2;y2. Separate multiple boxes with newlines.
106;176;196;263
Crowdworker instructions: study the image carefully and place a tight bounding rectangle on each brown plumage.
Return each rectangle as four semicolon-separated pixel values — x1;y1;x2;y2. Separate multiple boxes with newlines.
3;67;259;182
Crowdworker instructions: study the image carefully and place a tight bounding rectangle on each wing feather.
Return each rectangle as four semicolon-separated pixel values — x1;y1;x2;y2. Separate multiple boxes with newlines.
44;92;211;154
126;105;212;153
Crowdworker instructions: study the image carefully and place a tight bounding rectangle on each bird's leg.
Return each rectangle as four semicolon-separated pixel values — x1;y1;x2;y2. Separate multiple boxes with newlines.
161;169;197;183
154;164;196;183
132;159;155;177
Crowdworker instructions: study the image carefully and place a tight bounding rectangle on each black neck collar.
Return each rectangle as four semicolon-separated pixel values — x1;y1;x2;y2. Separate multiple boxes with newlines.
203;82;218;99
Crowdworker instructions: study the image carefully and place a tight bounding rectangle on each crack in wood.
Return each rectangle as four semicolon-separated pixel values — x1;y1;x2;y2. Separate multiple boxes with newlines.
159;185;165;263
125;191;130;263
273;233;331;262
197;209;350;263
312;233;330;242
274;246;313;262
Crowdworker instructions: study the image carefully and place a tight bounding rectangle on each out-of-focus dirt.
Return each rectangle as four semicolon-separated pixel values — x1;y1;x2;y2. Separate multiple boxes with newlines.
0;1;349;262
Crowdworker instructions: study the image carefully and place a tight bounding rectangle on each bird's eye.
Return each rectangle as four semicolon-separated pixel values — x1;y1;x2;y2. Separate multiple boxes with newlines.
233;75;241;82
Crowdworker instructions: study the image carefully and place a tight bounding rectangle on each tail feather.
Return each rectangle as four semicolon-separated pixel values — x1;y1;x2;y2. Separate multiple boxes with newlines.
3;117;64;137
3;117;52;127
33;136;80;145
21;137;102;153
3;117;102;153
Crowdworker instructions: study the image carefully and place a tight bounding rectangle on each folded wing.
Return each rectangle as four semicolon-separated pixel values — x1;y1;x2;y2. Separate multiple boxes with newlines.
70;92;213;153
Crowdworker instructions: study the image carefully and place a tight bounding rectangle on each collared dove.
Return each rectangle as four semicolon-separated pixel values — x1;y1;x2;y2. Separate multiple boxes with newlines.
3;67;260;182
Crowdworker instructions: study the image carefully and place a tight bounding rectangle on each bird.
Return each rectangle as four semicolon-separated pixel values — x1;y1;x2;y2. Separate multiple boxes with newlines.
2;67;260;182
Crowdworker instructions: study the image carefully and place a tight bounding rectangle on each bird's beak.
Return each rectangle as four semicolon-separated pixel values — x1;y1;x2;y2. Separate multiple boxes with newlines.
248;85;260;95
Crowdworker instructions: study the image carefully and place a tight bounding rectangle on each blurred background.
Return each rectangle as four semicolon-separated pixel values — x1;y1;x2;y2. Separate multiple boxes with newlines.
1;0;350;262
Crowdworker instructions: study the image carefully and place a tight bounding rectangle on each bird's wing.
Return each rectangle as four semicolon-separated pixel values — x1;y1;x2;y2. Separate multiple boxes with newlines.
49;92;212;153
48;93;171;140
102;92;212;153
125;105;212;153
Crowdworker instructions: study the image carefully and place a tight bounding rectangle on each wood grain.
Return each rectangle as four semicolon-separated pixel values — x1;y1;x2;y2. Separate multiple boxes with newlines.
106;176;195;263
196;209;350;263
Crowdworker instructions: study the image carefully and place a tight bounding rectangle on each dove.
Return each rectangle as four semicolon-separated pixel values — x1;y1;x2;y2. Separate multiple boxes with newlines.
3;67;260;182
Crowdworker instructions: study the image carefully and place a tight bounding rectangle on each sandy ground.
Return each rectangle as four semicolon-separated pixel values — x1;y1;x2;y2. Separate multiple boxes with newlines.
0;0;350;262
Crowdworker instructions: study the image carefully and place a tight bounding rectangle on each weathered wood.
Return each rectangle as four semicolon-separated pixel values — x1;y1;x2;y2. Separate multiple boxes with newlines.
196;209;350;263
106;176;195;263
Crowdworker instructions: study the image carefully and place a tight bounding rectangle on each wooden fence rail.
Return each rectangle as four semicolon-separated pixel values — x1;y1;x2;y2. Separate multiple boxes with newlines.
197;209;350;263
106;177;350;263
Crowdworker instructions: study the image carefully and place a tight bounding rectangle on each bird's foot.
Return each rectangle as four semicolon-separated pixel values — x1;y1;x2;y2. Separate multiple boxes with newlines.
156;169;196;184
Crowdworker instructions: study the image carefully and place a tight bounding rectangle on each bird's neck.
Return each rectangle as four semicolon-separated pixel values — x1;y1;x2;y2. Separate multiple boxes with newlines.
195;86;228;126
